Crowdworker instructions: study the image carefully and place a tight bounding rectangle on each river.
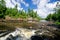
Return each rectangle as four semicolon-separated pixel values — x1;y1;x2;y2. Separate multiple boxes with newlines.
0;28;36;40
0;20;60;40
0;27;56;40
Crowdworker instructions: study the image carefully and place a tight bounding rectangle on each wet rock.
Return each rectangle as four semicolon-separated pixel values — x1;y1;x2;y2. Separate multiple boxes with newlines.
31;35;43;40
6;34;19;40
6;35;14;40
34;26;60;40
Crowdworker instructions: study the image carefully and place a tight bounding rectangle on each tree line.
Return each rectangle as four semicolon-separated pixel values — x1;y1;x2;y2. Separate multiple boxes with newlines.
0;0;40;20
45;2;60;24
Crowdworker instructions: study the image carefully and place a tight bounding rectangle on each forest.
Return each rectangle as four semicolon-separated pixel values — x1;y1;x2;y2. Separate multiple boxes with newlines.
0;0;60;24
0;0;40;20
45;2;60;25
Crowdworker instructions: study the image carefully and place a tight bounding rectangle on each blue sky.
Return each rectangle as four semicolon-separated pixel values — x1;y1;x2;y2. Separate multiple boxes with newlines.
4;0;60;18
21;0;37;10
49;0;58;3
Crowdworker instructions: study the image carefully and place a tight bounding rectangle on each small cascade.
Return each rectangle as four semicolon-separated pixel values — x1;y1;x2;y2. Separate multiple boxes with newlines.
0;27;58;40
0;28;36;40
15;28;36;40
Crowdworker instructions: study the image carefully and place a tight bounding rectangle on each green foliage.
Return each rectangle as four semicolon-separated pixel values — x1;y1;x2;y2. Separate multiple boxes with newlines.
28;9;37;18
0;0;6;19
28;9;40;20
46;8;60;22
19;10;27;18
45;14;52;21
36;16;41;20
52;13;58;21
55;21;60;25
0;0;41;20
46;2;60;25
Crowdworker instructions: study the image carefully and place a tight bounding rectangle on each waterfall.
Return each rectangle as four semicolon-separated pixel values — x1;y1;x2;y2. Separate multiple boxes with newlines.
0;28;54;40
0;28;36;40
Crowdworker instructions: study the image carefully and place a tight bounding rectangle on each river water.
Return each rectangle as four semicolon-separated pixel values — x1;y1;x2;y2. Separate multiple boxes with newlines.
2;28;51;40
12;28;43;40
0;28;36;40
15;28;36;40
0;28;57;40
0;20;59;40
0;28;49;40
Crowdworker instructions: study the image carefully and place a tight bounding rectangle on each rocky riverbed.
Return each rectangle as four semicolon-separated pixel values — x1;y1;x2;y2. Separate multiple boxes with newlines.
0;28;35;40
0;27;60;40
0;20;60;40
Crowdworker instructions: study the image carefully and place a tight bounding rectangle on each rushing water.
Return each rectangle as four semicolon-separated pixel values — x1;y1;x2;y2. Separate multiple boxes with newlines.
0;28;36;40
15;28;35;40
0;20;59;40
0;27;55;40
0;27;59;40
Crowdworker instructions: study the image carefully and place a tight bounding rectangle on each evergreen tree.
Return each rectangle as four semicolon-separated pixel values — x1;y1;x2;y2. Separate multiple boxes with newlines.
0;0;6;19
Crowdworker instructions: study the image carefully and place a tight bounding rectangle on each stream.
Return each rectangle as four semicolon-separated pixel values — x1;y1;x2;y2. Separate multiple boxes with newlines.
0;20;60;40
0;28;36;40
0;27;56;40
0;28;51;40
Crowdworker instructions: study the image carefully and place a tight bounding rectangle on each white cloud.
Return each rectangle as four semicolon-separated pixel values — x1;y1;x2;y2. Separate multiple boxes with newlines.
5;0;15;8
46;2;57;10
4;0;21;10
21;0;29;7
13;0;29;7
32;0;40;5
4;0;29;10
4;0;60;18
33;0;51;18
25;3;29;7
32;0;60;18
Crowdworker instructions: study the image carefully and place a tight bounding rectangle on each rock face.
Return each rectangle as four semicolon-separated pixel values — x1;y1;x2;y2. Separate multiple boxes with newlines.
31;35;43;40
